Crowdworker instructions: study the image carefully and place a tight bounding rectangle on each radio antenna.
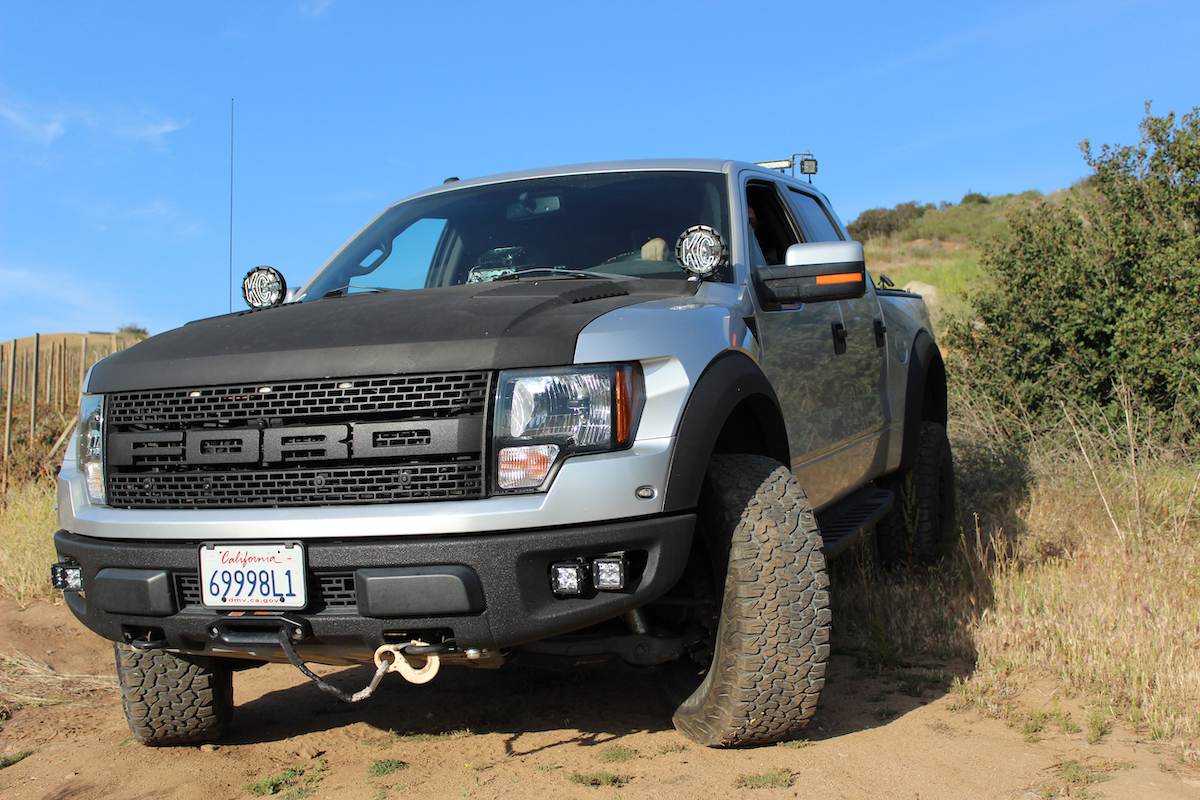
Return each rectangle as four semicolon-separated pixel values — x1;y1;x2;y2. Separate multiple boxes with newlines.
229;98;235;313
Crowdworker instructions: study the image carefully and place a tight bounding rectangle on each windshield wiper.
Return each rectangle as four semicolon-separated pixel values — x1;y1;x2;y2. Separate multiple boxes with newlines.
496;267;633;282
320;285;396;298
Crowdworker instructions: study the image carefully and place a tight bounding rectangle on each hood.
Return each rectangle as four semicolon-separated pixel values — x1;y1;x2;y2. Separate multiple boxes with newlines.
88;278;699;392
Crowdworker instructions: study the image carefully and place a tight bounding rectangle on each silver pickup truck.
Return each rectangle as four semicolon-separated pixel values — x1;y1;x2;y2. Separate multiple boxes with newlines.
52;158;953;748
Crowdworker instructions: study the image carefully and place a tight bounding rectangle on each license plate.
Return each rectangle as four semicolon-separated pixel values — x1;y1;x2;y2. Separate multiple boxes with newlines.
199;542;307;610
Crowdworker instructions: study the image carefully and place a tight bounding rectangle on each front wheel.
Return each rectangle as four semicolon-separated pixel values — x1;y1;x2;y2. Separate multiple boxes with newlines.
114;643;233;746
661;454;830;747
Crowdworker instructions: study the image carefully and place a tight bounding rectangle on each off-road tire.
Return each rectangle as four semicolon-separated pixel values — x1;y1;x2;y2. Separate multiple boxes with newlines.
662;454;830;747
876;420;956;568
114;643;233;746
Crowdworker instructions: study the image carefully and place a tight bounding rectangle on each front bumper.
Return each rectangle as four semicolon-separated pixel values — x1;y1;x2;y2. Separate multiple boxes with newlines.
53;513;695;665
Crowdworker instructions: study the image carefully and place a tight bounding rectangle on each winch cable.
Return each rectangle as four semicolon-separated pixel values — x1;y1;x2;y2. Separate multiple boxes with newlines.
277;629;392;703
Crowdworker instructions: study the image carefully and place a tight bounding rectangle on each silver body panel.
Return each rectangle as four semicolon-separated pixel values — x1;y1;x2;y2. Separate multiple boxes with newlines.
59;160;933;540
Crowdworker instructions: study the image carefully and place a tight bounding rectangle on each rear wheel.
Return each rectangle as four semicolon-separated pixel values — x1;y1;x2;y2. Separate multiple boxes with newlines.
876;420;957;568
660;454;830;747
114;643;233;746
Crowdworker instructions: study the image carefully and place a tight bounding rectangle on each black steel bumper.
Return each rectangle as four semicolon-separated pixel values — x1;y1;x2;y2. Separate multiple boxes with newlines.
52;513;695;665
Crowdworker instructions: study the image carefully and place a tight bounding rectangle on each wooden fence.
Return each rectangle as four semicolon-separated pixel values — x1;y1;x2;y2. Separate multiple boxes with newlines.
2;333;130;493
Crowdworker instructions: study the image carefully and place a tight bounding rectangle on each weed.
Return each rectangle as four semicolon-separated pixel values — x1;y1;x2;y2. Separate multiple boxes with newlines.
874;706;897;720
1086;706;1112;744
776;739;812;749
1051;700;1080;734
899;670;954;697
568;771;625;787
596;744;637;763
657;743;688;755
396;728;471;743
733;768;792;789
535;764;562;771
244;762;326;798
1022;710;1048;742
0;751;33;770
368;759;408;778
245;767;304;796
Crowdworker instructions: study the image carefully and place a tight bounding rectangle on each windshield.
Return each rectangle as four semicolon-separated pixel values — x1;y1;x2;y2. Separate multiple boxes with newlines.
299;171;730;299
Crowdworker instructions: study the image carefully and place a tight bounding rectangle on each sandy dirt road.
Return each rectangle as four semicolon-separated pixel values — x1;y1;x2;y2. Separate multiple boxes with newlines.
1;598;1195;800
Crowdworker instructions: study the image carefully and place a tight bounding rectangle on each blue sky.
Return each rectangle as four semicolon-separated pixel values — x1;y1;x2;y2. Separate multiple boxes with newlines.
2;0;1197;341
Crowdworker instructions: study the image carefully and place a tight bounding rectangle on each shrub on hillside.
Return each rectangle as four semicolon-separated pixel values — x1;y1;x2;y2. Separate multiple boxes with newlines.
945;104;1200;446
847;200;934;240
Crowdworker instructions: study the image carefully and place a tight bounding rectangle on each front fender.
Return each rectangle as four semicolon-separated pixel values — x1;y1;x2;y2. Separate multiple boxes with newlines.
662;351;789;512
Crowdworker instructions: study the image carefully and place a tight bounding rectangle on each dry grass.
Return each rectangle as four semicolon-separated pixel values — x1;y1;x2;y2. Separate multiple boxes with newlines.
971;457;1200;741
0;479;58;607
834;382;1200;744
0;650;116;714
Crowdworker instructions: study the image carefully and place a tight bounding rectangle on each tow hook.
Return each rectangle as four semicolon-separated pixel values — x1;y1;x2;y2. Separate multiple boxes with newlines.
373;641;442;684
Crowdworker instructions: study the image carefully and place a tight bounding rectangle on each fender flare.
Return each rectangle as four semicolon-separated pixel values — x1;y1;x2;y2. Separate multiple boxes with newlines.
661;351;789;513
897;331;947;472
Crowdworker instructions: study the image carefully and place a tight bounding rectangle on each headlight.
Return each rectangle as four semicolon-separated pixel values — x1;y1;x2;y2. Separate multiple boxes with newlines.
493;364;643;491
77;394;106;505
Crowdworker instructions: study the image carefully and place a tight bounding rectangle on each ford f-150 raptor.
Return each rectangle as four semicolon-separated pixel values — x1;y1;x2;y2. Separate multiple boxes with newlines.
52;157;953;748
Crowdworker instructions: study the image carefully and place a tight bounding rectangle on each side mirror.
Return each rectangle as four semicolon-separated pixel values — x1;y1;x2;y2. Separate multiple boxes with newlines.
756;241;866;304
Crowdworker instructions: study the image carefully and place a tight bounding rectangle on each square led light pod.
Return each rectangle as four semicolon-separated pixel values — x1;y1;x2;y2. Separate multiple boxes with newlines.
591;556;627;591
51;562;83;591
550;562;586;595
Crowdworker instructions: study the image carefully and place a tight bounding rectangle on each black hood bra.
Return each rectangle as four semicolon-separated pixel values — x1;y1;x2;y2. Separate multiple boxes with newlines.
88;279;699;393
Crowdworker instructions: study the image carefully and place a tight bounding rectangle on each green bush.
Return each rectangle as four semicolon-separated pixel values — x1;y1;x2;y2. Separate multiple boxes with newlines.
945;104;1200;446
847;200;934;240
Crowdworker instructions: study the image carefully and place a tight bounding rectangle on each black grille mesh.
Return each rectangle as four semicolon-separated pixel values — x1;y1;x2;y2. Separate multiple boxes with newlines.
109;372;489;425
106;370;490;509
176;572;357;609
112;462;483;508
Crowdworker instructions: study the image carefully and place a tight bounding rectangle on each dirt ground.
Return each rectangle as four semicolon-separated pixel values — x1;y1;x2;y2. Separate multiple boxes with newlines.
1;598;1196;800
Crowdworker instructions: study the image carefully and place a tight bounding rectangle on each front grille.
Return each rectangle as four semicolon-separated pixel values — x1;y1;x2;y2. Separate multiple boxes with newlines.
106;370;490;509
109;372;489;426
176;572;357;610
111;461;483;508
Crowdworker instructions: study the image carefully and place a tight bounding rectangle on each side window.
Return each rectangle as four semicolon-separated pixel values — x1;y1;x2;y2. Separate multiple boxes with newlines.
746;182;801;266
787;189;843;242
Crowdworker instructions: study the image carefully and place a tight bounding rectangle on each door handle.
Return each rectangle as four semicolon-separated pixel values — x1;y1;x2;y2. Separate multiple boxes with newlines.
832;322;847;355
874;319;887;348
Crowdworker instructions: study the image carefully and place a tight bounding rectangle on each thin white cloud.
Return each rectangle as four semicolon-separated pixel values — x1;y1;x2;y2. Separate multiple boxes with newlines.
0;97;185;148
65;196;205;240
114;117;185;144
299;0;334;18
0;102;67;145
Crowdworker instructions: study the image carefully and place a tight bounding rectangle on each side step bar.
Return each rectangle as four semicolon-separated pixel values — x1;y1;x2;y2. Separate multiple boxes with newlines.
814;484;894;558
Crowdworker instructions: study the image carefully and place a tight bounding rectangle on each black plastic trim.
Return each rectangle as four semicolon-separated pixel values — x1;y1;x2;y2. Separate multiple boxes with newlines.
898;332;946;471
661;351;789;512
52;514;694;660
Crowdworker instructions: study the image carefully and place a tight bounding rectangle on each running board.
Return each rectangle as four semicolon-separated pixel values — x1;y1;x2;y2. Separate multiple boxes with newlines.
814;485;894;558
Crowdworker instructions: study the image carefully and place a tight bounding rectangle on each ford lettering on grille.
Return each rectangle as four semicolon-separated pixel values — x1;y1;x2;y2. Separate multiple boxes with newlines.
109;418;481;467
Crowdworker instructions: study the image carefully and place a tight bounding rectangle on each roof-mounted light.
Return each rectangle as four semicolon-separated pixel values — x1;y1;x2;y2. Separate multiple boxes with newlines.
755;152;819;183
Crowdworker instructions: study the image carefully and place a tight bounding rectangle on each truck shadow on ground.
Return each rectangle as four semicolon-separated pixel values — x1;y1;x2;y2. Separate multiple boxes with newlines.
226;661;674;747
224;646;972;750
